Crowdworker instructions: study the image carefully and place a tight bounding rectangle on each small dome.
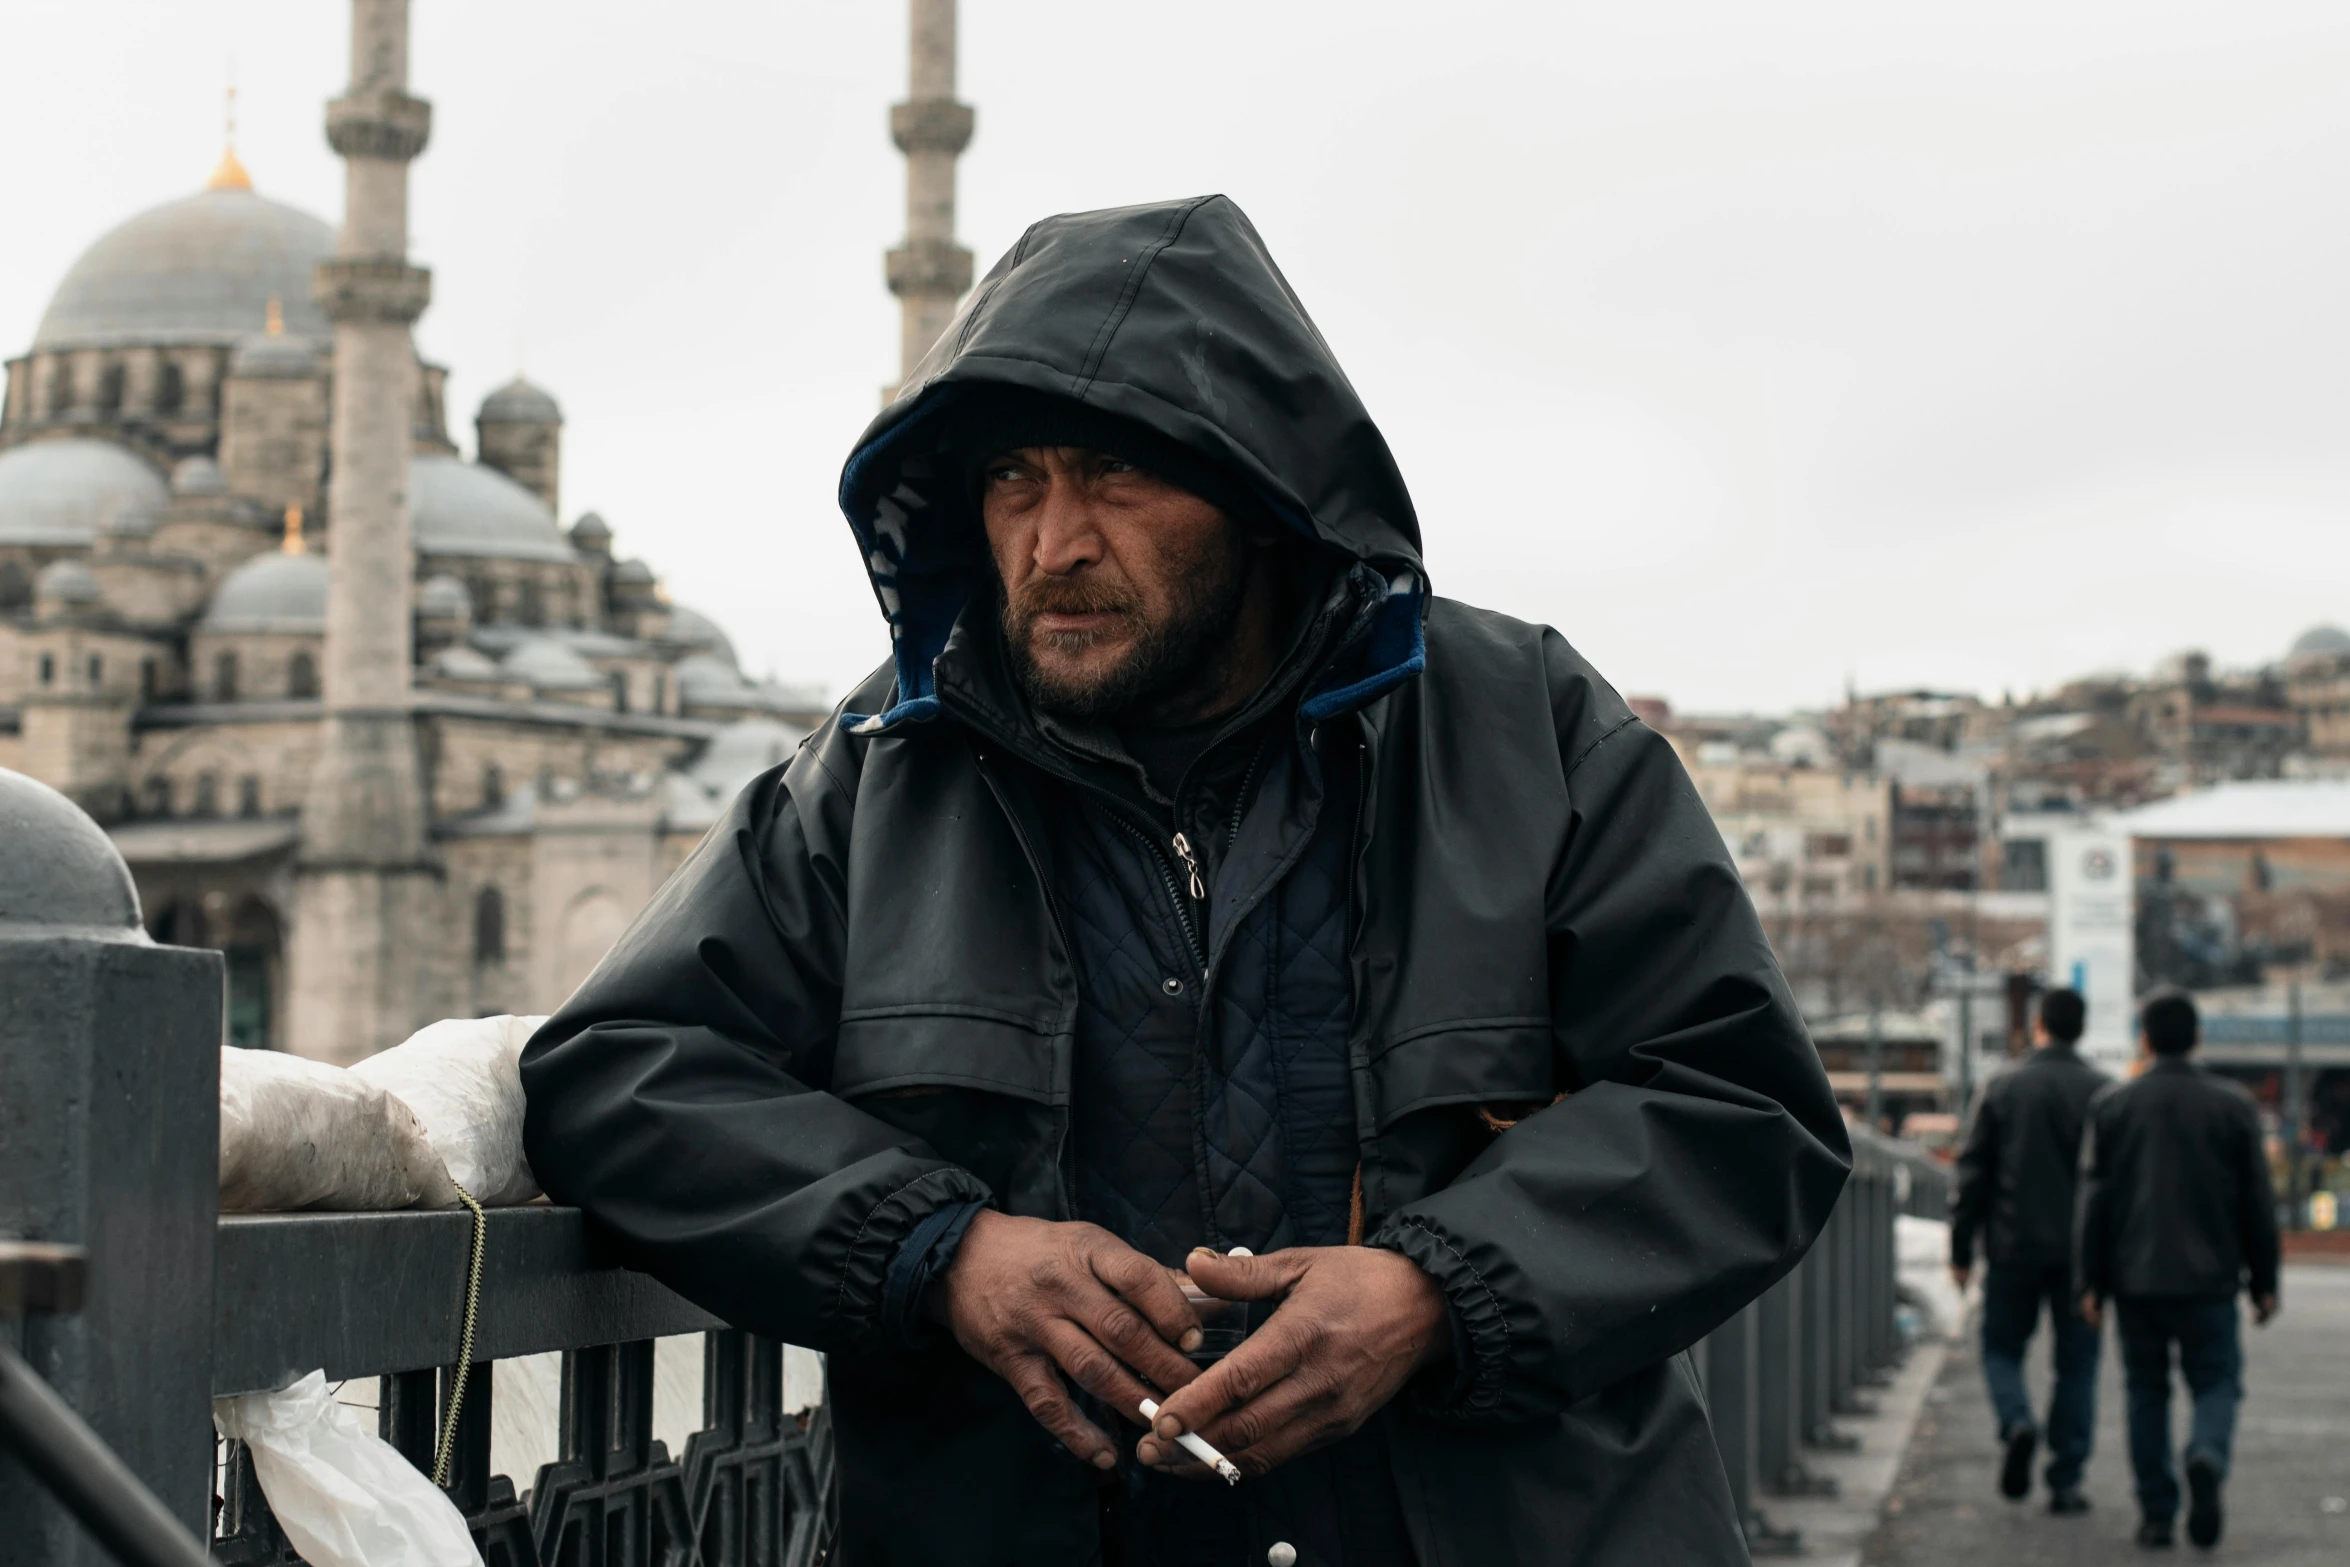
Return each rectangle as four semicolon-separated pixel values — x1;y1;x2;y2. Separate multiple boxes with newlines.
34;184;335;351
411;453;577;564
477;376;562;425
611;557;655;587
35;558;103;606
171;455;227;496
689;717;807;796
0;769;143;938
665;604;740;668
202;550;330;632
2289;624;2350;660
569;511;611;545
229;330;319;379
0;438;169;546
431;645;500;681
501;636;602;691
417;573;473;620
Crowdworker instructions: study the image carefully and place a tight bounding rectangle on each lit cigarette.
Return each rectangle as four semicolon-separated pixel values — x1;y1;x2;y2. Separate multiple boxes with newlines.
1138;1398;1241;1485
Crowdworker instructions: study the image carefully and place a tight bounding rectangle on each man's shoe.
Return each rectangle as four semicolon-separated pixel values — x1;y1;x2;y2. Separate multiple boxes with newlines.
2049;1486;2091;1515
2136;1517;2175;1548
2185;1454;2224;1548
1999;1424;2037;1500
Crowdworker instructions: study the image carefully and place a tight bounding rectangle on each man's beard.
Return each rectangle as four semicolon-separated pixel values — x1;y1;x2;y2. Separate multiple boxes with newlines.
1000;528;1252;722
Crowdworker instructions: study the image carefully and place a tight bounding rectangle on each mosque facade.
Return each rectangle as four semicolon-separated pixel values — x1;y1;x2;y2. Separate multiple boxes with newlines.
0;3;821;1059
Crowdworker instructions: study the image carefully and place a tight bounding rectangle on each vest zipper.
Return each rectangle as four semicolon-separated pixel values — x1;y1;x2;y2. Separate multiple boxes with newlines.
1109;811;1207;976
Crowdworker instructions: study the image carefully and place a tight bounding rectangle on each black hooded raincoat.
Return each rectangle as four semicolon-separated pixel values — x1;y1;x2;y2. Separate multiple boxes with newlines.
522;195;1850;1565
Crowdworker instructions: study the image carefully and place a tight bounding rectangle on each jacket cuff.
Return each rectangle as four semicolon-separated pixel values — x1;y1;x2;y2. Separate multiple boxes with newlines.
833;1166;992;1348
882;1197;987;1347
1368;1214;1511;1421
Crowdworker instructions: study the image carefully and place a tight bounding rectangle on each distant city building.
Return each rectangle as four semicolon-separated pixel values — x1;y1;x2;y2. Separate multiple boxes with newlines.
0;8;820;1058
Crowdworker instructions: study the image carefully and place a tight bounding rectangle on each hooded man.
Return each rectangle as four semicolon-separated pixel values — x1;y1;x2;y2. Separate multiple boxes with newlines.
522;195;1850;1566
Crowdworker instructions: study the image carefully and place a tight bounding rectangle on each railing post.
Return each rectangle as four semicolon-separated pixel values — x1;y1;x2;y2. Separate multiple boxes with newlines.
0;769;222;1563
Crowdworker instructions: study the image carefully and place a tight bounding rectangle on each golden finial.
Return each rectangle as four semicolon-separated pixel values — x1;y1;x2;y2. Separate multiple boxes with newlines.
281;504;305;556
206;77;251;191
264;297;284;336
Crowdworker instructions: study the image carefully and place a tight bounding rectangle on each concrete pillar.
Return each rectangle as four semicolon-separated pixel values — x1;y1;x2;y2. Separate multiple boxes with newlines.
0;769;222;1564
886;0;975;388
290;0;443;1064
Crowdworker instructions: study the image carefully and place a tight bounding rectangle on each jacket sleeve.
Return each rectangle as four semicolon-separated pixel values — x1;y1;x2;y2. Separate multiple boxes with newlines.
1949;1080;2001;1270
519;740;992;1352
2072;1091;2114;1303
1369;635;1851;1420
2234;1094;2282;1302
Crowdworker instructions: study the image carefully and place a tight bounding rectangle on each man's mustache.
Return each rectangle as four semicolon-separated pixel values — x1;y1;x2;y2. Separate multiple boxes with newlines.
1006;577;1143;637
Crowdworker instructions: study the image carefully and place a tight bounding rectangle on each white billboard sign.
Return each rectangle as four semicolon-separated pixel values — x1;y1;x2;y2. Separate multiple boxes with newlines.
2047;826;2136;1072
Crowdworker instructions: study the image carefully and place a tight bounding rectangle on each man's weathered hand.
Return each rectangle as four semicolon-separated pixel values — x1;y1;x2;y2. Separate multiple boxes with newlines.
1950;1264;1971;1293
931;1211;1204;1470
1136;1246;1448;1477
2079;1292;2102;1330
2253;1293;2278;1326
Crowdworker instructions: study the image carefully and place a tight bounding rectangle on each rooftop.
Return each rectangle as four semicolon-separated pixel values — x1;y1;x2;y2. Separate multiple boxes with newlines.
2118;780;2350;840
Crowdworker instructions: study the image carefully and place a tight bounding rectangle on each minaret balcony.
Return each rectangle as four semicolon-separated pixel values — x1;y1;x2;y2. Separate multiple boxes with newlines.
313;259;432;326
890;98;975;156
886;238;975;299
325;91;433;162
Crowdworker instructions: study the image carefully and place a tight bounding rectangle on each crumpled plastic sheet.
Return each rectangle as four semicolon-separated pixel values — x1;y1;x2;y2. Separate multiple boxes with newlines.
218;1049;457;1213
351;1014;547;1207
215;1371;482;1567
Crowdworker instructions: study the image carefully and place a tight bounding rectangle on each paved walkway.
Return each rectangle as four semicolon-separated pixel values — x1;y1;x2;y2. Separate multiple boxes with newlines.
1863;1266;2350;1564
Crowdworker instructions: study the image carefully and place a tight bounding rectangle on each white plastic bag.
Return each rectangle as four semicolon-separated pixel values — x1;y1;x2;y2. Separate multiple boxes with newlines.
351;1015;546;1206
214;1372;483;1567
218;1049;458;1212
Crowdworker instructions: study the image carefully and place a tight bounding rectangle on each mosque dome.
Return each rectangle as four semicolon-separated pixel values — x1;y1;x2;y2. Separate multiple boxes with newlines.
410;453;578;564
500;636;602;691
664;604;740;668
0;439;169;546
686;717;807;804
611;558;655;587
170;455;227;496
33;183;335;351
202;550;330;633
431;645;500;681
229;330;319;379
2289;625;2350;660
478;377;561;424
35;559;103;607
417;573;473;621
674;653;755;705
569;511;611;547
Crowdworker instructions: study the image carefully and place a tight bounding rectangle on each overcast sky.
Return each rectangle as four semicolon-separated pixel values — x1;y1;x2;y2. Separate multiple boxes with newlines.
6;1;2348;714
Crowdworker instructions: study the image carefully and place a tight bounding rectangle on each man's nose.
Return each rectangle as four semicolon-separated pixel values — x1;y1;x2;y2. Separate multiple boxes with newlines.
1032;481;1106;575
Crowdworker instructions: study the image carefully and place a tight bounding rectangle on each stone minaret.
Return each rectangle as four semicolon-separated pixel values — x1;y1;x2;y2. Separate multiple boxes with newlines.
886;0;974;385
288;0;444;1063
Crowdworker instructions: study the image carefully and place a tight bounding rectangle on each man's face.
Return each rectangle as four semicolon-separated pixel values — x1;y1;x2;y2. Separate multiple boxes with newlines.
980;446;1249;720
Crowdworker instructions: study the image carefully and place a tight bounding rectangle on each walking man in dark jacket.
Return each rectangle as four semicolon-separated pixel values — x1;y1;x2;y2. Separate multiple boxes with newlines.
521;195;1850;1565
2077;991;2281;1550
1950;987;2109;1513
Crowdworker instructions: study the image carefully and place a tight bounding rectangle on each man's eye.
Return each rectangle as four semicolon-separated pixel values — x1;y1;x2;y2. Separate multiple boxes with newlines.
1099;458;1137;476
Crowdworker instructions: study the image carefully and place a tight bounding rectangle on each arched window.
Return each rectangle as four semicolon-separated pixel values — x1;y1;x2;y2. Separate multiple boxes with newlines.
609;670;630;713
193;773;219;818
37;653;55;687
473;886;506;965
85;653;103;690
519;578;545;628
481;762;504;809
0;561;29;608
47;363;73;415
286;650;318;699
237;776;262;818
139;657;158;700
156;361;184;415
143;776;172;817
98;363;124;415
214;650;238;701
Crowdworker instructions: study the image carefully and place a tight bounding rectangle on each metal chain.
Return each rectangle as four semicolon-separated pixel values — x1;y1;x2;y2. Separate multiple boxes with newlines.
430;1181;487;1487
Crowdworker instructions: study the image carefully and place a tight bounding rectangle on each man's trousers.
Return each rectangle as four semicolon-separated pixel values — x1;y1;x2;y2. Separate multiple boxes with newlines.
1980;1262;2100;1490
2114;1296;2243;1523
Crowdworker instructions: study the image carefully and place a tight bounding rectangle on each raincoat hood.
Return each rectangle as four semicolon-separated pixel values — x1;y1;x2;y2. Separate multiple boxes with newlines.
837;195;1426;733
